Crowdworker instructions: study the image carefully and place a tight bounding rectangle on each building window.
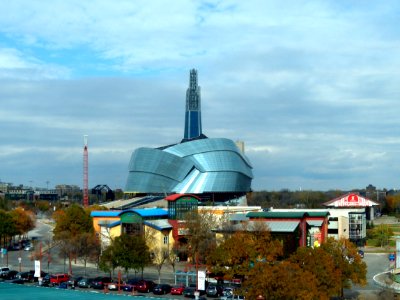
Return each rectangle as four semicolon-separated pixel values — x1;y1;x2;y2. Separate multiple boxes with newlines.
123;223;143;236
163;235;168;245
168;197;198;220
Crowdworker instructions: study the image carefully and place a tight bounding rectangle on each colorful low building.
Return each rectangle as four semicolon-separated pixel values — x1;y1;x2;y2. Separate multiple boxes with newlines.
90;208;173;255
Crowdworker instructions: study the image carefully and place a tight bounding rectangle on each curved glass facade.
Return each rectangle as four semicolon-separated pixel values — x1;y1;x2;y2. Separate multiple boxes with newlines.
125;137;253;194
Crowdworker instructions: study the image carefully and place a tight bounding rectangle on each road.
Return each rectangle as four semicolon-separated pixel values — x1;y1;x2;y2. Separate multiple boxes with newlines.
343;252;394;299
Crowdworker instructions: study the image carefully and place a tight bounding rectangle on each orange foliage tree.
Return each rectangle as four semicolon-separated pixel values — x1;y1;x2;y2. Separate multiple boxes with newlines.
320;238;367;297
245;261;322;300
289;245;342;298
9;207;35;238
207;222;282;281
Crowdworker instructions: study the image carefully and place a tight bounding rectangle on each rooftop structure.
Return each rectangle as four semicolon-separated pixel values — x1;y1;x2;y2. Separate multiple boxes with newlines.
184;69;202;141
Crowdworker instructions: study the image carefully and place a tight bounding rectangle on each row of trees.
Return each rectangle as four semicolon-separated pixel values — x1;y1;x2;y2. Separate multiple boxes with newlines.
0;207;35;247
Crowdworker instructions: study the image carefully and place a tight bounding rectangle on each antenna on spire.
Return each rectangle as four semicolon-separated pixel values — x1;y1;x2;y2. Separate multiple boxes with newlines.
83;135;89;207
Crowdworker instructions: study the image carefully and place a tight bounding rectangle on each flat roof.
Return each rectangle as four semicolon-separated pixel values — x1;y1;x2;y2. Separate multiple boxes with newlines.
264;221;300;232
247;211;308;219
91;208;168;218
119;208;168;218
144;219;173;231
91;211;121;217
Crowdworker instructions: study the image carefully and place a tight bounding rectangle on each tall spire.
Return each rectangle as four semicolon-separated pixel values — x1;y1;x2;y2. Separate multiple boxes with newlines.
184;69;202;140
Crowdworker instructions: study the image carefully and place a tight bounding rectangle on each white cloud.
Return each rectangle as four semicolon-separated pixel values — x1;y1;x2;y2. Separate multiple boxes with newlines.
0;1;400;190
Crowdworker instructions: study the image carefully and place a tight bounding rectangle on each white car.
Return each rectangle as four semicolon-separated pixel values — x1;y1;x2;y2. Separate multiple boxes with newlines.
107;282;118;291
24;245;34;251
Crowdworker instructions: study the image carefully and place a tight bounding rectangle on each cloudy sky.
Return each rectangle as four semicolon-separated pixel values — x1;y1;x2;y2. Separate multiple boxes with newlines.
1;1;399;192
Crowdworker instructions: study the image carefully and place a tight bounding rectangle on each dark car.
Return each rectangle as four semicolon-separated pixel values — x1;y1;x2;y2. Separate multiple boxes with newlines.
15;271;34;282
206;285;224;297
77;277;95;288
10;278;25;284
183;286;196;298
34;271;48;282
0;267;10;277
40;274;51;286
67;276;83;287
122;278;141;292
91;276;112;289
136;280;155;293
153;283;172;295
2;270;18;280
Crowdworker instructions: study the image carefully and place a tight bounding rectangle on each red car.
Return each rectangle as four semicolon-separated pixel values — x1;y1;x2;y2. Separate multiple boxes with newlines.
50;273;70;286
171;283;186;295
136;280;155;293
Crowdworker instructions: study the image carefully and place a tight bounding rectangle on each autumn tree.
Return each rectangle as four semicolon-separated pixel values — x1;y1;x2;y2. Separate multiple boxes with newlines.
0;210;17;247
384;194;400;214
244;261;323;300
207;222;282;281
184;210;219;264
53;204;93;238
145;227;169;283
53;204;94;274
166;242;180;276
74;232;101;275
320;238;367;297
0;198;11;211
99;245;117;277
152;246;169;283
35;200;50;214
111;234;151;278
9;207;35;238
370;224;394;247
289;245;342;298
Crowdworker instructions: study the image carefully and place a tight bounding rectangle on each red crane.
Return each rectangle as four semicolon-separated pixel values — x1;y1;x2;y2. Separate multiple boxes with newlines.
83;135;89;207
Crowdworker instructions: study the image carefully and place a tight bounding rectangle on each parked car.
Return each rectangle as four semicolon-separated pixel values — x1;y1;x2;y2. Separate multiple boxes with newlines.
91;276;112;289
10;278;25;284
221;287;235;298
171;283;186;295
50;273;70;286
24;244;34;251
40;274;51;286
57;282;69;289
122;278;141;292
67;276;83;287
220;295;245;300
136;280;155;293
0;267;10;277
8;244;22;251
183;286;197;298
15;271;34;282
153;283;172;295
206;285;224;297
3;270;18;280
33;271;48;282
77;277;95;288
107;282;119;291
